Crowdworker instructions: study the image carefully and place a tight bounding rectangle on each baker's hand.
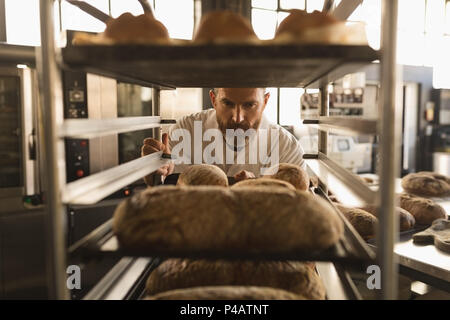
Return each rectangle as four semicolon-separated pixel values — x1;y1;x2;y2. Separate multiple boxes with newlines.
141;133;174;184
234;170;256;182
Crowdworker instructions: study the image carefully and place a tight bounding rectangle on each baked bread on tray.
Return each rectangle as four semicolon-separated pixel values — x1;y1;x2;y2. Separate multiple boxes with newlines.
145;285;306;300
146;259;325;300
112;185;344;254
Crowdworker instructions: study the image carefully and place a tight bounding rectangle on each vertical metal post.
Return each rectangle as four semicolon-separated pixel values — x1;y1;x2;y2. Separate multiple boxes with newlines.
378;0;399;300
319;85;329;193
152;87;161;140
38;0;69;300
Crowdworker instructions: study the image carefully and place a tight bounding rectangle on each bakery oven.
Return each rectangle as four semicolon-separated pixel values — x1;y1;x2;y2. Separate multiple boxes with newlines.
62;69;154;188
0;64;41;212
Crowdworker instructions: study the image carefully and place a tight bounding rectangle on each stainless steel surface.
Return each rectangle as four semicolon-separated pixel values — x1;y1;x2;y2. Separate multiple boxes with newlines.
63;151;170;204
378;0;400;300
331;0;363;21
0;44;35;64
322;0;335;13
20;67;37;195
82;257;135;300
152;88;161;141
86;73;119;174
38;0;69;300
306;155;376;207
319;85;329;193
316;262;350;300
304;117;377;136
395;240;450;283
65;0;110;23
137;0;154;15
59;116;161;139
105;257;151;300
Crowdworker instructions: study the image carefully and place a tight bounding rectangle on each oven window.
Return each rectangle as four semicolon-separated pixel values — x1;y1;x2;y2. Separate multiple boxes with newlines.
0;76;22;188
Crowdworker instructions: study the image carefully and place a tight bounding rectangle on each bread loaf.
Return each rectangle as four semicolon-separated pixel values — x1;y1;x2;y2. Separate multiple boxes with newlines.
145;285;306;300
113;186;344;253
336;204;377;240
146;259;325;300
103;12;170;44
177;164;228;187
275;10;337;39
398;193;447;225
361;205;415;232
193;10;259;44
231;177;296;191
263;163;309;191
401;172;450;197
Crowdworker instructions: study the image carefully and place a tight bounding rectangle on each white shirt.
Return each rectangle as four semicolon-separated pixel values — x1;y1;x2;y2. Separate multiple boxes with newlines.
168;108;305;177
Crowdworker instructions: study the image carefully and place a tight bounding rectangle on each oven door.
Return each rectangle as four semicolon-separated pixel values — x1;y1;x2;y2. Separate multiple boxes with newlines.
0;66;39;212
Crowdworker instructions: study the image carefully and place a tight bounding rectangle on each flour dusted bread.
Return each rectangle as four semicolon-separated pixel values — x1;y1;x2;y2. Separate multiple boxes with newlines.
103;12;170;44
113;186;344;253
193;10;259;44
401;172;450;197
361;205;415;232
145;286;306;300
231;177;296;191
263;163;309;191
398;193;447;225
146;259;325;300
274;9;367;45
177;164;228;186
275;10;338;38
336;204;377;240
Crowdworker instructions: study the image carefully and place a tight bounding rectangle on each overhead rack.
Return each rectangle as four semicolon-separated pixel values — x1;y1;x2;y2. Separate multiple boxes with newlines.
62;44;378;89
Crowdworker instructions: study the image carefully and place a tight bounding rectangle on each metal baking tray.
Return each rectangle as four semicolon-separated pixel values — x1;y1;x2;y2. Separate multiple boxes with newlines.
61;44;379;89
68;185;375;269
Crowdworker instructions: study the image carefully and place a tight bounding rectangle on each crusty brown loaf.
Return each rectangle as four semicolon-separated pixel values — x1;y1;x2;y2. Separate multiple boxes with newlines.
193;10;258;43
231;177;296;191
398;193;447;225
177;164;228;187
361;205;415;232
103;12;169;43
113;185;344;253
401;172;450;197
275;10;337;38
146;259;325;300
336;204;377;240
263;163;309;191
145;286;306;300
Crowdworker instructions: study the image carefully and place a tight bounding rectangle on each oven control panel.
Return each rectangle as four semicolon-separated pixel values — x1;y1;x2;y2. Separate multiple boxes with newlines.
63;70;89;182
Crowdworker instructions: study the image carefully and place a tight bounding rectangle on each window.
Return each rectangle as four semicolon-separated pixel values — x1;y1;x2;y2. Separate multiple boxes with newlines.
5;0;41;46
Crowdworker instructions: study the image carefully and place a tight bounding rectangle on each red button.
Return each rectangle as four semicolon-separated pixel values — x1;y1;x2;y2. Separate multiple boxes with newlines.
80;141;87;147
76;170;84;177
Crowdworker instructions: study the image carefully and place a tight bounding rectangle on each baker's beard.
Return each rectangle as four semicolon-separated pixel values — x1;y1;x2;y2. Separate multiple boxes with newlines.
216;117;261;134
216;117;262;151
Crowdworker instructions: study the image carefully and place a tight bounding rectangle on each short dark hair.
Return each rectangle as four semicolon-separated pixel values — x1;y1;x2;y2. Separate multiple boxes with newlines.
211;88;267;95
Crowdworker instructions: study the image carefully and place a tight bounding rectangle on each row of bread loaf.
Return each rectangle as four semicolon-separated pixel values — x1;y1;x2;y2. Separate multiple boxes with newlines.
73;9;367;46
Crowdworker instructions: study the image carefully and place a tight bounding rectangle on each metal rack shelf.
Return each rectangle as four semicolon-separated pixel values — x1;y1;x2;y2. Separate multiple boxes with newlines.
303;117;377;136
59;116;162;139
304;153;377;207
63;152;169;205
61;44;379;89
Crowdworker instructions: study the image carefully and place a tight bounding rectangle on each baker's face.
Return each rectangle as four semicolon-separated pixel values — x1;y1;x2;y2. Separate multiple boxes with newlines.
210;88;270;134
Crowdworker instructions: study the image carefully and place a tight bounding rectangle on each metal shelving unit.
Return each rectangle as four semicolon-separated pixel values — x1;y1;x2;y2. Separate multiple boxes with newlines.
38;0;399;300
